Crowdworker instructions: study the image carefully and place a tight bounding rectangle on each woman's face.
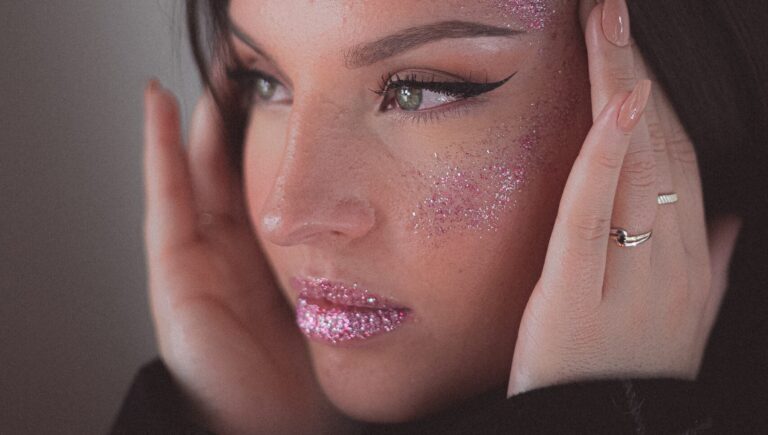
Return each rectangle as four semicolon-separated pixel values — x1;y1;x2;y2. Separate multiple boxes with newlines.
228;0;592;422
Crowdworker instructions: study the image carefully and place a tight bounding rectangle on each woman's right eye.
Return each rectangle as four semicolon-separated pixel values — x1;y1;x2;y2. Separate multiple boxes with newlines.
226;67;291;105
252;76;290;103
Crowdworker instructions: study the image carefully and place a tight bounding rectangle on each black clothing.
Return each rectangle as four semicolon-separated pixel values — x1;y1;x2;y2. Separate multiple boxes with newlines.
111;359;717;434
111;217;768;434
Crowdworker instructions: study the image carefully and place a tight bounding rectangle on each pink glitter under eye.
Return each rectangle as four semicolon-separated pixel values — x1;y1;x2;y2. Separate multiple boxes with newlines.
410;154;524;236
409;126;540;238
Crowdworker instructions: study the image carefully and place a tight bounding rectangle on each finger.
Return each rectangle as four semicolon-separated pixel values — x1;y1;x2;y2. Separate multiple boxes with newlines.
540;83;650;308
143;80;199;255
579;0;598;33
641;88;689;301
585;0;635;120
630;50;676;200
188;88;247;223
632;58;690;305
639;78;677;209
602;83;656;304
654;88;710;270
585;0;657;302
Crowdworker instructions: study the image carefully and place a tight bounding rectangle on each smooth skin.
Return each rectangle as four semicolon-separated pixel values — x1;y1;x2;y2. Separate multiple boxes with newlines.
142;0;742;432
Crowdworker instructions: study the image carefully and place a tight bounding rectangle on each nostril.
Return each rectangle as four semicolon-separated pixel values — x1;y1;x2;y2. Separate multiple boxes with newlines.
258;198;376;246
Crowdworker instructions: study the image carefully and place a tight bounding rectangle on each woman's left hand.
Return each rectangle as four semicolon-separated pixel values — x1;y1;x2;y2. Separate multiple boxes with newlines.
507;0;743;396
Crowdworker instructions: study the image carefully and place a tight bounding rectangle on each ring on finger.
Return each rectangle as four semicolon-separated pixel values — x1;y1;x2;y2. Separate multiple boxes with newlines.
609;227;653;247
657;192;678;205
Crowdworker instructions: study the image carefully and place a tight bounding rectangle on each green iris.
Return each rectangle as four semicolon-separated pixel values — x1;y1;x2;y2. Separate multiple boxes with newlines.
396;86;423;111
255;77;276;100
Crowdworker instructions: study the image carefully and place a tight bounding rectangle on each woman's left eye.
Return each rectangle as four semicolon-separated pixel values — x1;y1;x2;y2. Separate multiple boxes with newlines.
377;72;516;114
391;86;460;111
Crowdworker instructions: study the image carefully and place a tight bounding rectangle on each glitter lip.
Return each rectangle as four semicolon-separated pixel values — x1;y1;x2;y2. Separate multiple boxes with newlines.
292;277;410;345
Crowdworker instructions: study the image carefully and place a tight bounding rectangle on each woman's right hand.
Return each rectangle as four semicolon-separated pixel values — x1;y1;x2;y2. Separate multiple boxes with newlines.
142;80;349;434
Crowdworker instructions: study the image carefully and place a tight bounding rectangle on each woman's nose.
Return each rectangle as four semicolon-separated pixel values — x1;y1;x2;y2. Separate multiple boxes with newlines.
259;194;375;247
256;103;376;247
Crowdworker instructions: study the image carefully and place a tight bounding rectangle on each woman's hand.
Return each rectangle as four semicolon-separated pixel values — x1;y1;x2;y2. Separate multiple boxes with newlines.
142;81;349;433
507;0;743;396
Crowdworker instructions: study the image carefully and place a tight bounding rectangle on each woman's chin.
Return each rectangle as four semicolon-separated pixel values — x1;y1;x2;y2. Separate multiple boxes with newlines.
305;344;439;423
317;372;444;423
305;341;499;424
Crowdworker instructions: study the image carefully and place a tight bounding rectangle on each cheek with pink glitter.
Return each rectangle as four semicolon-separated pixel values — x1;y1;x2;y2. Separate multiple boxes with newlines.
408;125;542;238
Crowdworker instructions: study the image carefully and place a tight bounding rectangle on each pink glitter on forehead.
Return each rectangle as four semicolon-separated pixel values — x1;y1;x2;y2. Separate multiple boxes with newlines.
487;0;556;31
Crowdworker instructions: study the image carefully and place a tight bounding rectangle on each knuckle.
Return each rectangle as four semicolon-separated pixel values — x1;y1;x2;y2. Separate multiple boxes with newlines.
646;122;667;150
569;212;612;243
669;139;699;166
593;149;625;171
621;153;657;189
605;67;637;89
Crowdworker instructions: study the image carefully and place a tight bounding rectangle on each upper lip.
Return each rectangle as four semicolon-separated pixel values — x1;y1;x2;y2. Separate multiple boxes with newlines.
290;276;408;310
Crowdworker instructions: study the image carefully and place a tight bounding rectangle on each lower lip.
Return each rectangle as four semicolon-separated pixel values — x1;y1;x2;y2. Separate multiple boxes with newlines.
295;296;409;345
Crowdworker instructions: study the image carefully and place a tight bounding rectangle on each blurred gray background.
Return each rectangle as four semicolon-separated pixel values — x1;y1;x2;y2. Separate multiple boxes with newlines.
1;1;201;433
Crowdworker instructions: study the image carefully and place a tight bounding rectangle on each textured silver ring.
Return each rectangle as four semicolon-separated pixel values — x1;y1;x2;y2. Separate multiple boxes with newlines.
609;227;653;247
657;193;678;205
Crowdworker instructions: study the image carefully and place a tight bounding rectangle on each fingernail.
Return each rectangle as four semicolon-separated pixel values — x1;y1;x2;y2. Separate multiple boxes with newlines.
618;79;651;132
602;0;630;47
145;77;162;94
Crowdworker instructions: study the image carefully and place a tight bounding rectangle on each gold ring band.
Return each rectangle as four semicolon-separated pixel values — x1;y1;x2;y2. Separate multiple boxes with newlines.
657;193;678;205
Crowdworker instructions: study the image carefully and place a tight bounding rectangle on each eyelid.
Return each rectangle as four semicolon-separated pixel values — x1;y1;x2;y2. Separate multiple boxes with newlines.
228;64;514;126
375;70;515;123
229;38;293;89
226;65;282;88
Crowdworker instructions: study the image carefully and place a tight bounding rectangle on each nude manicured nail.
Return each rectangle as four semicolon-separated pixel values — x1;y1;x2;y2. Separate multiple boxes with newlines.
618;79;651;132
146;78;162;94
602;0;630;46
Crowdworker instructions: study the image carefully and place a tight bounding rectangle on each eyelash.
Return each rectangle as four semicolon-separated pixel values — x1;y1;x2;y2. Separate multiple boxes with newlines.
373;71;515;123
225;66;284;107
225;66;515;124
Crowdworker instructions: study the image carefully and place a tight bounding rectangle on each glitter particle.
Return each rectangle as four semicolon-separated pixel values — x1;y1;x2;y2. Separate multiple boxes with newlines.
407;125;540;238
489;0;556;31
293;277;409;344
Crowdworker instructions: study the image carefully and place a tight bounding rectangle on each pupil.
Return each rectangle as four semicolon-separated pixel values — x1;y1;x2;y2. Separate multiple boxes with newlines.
256;77;275;100
396;86;422;111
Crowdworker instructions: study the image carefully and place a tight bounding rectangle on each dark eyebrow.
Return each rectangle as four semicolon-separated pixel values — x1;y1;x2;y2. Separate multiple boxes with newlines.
344;21;523;69
226;17;522;70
